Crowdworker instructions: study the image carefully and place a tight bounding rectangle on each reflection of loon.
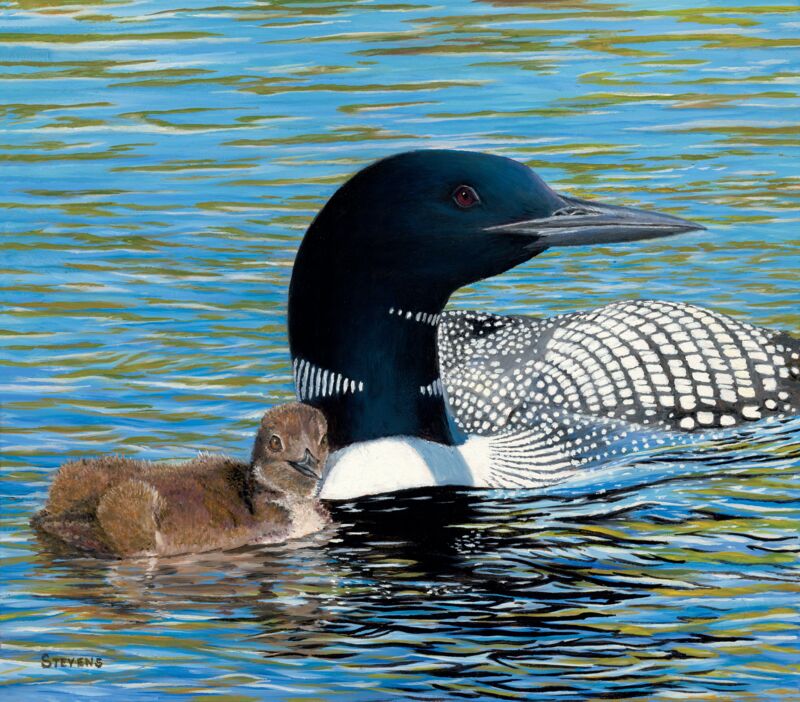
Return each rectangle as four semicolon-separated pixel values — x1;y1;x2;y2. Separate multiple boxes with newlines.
287;150;800;499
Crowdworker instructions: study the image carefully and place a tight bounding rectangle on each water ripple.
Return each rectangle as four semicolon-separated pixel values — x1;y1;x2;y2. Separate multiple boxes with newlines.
2;0;799;698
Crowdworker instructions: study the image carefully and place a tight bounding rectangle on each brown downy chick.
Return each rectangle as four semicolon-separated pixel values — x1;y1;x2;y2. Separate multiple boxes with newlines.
31;403;330;558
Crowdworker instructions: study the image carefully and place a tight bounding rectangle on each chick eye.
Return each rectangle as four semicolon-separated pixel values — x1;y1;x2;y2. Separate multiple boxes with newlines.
268;435;283;452
320;434;328;449
452;185;480;209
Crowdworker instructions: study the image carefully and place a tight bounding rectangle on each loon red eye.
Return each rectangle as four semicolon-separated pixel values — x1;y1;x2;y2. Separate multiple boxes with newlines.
452;185;480;209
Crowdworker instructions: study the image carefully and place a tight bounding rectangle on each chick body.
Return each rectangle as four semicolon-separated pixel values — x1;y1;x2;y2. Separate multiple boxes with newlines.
32;403;330;557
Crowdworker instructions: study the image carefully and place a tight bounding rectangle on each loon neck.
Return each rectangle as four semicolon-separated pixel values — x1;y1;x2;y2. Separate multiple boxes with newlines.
288;264;455;449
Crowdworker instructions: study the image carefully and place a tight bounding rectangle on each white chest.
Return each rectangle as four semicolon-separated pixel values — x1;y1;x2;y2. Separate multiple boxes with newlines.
319;436;493;500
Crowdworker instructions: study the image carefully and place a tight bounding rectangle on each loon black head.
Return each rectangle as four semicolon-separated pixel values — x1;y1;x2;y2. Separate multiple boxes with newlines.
288;149;703;449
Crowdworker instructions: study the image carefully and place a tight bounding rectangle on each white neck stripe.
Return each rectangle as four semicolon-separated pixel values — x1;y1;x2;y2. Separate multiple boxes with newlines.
293;357;364;401
388;306;440;326
420;378;444;397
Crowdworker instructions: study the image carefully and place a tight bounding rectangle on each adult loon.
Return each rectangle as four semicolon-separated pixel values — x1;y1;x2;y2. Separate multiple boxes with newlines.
287;150;800;499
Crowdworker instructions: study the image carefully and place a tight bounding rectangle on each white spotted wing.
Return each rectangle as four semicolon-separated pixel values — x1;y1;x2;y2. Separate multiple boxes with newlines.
439;300;800;438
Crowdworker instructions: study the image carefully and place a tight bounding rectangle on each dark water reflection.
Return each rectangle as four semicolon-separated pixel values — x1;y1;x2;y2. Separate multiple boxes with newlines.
2;0;799;698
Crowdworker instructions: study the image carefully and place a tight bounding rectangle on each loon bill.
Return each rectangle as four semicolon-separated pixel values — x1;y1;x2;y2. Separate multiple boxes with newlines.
286;150;800;500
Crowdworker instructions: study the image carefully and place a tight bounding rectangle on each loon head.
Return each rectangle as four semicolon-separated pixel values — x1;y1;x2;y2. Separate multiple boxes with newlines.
288;150;703;448
293;149;699;298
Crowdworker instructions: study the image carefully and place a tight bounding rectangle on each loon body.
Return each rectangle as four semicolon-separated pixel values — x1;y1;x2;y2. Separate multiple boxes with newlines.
288;150;800;500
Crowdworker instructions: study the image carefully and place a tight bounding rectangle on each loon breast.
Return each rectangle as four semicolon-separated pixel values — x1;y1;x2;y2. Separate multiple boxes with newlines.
320;420;675;499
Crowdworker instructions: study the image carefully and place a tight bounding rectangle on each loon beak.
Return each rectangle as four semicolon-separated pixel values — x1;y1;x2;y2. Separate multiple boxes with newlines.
486;195;705;247
288;449;321;480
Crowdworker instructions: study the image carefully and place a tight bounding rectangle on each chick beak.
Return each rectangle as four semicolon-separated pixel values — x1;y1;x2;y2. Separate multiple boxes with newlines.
288;448;321;480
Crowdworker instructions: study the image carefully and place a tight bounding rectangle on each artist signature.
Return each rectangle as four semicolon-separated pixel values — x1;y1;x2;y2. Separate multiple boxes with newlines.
41;653;103;669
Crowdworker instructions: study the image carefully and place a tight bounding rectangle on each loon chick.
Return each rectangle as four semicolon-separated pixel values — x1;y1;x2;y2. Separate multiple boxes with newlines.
288;150;800;499
32;403;330;557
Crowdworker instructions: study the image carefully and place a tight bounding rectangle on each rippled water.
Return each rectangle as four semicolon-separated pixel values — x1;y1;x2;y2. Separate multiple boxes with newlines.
2;0;799;698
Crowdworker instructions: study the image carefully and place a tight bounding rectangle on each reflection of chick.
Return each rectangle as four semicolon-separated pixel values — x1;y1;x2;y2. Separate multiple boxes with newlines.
31;403;330;558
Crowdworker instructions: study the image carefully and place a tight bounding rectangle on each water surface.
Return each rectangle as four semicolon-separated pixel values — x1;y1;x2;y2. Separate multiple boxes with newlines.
1;0;799;699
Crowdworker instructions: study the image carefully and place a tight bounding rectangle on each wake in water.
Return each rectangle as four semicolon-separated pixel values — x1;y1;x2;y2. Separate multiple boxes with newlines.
539;413;800;501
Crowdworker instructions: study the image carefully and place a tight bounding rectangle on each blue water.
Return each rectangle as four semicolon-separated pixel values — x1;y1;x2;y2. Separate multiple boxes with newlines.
1;0;799;699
